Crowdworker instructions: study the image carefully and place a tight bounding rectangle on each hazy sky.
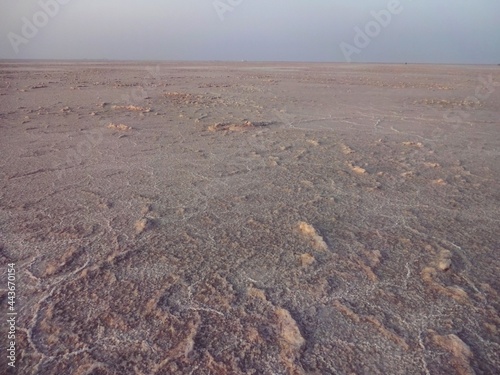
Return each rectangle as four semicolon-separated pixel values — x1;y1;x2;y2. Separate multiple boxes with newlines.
1;0;499;63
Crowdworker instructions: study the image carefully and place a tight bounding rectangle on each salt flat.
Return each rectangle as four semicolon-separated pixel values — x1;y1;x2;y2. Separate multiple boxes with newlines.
0;61;499;374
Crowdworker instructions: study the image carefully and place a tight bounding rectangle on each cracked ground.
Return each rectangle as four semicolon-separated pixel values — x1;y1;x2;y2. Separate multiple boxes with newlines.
0;62;499;374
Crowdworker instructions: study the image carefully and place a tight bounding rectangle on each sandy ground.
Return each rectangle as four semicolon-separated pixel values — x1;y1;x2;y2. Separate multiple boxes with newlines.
0;61;499;374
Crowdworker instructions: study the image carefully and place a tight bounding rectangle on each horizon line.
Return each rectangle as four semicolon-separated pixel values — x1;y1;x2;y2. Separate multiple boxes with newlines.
1;58;499;66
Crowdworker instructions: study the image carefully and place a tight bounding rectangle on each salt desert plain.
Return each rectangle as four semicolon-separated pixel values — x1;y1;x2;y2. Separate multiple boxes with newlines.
0;61;499;374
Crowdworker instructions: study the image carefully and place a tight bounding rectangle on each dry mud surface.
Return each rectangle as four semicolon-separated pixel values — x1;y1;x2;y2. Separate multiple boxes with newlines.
0;61;499;374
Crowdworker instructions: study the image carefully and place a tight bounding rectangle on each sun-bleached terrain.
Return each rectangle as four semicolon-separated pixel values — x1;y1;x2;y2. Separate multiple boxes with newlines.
0;61;499;374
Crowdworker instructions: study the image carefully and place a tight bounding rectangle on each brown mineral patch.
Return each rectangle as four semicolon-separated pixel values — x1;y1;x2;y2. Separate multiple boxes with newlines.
438;258;452;271
245;326;261;343
153;318;201;373
276;308;305;348
446;286;469;301
107;122;131;131
207;120;271;132
306;139;319;146
341;144;354;154
421;266;469;302
300;253;315;267
436;249;452;271
247;286;267;301
430;332;475;375
421;266;437;283
401;171;415;178
483;322;497;335
333;301;408;349
298;221;329;250
267;157;279;167
332;300;361;323
112;104;151;112
432;178;447;185
275;308;307;374
42;246;85;277
364;315;409;350
134;218;149;234
44;264;58;277
432;333;472;358
363;249;382;267
357;259;378;282
424;244;435;254
164;91;187;97
350;165;367;174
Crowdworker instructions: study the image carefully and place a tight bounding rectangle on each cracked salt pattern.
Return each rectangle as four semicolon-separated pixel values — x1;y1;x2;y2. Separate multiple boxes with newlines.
0;61;499;374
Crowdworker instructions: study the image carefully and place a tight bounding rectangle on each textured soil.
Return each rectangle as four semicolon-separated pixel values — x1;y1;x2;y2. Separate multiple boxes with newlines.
0;61;499;374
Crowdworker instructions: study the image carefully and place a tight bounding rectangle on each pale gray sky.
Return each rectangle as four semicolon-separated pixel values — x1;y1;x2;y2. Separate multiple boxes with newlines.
1;0;499;63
